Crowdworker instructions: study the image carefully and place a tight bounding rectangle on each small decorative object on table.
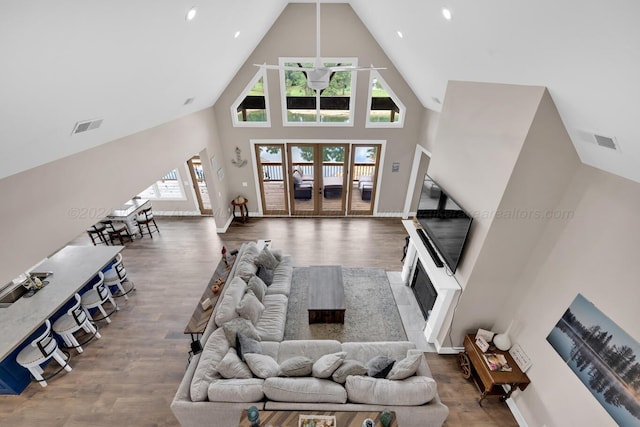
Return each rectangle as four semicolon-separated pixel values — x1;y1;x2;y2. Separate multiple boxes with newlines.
380;409;393;427
298;414;336;427
492;321;513;351
211;278;224;294
247;406;260;427
222;246;228;268
362;418;374;427
482;353;512;372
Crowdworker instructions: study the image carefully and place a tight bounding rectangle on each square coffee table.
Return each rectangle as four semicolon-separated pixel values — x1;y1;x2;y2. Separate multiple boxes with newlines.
307;265;345;324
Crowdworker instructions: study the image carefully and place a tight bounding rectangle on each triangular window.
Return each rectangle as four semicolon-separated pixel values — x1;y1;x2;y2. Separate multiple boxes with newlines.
366;71;405;128
231;68;270;127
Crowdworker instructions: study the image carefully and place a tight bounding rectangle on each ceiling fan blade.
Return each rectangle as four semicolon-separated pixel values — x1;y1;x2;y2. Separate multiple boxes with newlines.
254;64;312;72
327;66;387;72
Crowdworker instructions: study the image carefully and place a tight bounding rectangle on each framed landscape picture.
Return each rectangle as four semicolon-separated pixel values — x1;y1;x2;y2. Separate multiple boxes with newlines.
547;293;640;426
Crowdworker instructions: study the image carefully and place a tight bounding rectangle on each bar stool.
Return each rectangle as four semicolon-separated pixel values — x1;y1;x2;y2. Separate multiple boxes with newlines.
136;206;159;238
86;223;109;246
100;220;134;245
103;253;135;300
16;320;72;387
53;293;101;353
81;272;119;324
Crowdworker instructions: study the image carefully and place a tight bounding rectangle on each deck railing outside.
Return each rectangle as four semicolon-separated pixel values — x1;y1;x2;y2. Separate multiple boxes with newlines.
262;162;375;181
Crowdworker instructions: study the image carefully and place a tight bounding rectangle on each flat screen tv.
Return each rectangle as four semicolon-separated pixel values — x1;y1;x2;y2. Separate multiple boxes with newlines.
416;173;473;273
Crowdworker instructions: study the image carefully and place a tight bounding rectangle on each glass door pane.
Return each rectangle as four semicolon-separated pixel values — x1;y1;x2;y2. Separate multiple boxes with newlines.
255;145;288;215
187;156;212;215
320;144;348;215
348;144;380;215
288;144;317;215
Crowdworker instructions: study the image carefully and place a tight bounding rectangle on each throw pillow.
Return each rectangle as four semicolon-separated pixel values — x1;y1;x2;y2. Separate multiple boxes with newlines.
271;249;283;262
213;276;246;326
235;259;258;282
254;247;279;270
223;318;261;347
387;352;422;380
366;355;395;378
244;353;281;379
236;290;265;325
312;351;347;379
256;266;274;286
279;356;314;377
247;275;267;302
217;349;252;379
332;359;368;384
236;332;262;361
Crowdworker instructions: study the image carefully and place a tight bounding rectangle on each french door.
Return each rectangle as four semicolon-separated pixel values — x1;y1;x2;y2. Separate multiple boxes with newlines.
255;142;380;216
287;143;349;216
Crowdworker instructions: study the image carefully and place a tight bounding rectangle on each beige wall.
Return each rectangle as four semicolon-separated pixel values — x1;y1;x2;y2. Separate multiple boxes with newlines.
503;166;640;427
212;3;424;215
0;107;218;285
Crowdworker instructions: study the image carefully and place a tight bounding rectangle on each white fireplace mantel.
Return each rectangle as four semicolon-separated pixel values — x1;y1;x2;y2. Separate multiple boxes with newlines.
402;220;462;354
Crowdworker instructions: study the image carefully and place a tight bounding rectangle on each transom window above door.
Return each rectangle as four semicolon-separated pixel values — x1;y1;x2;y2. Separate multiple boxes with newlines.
279;57;356;127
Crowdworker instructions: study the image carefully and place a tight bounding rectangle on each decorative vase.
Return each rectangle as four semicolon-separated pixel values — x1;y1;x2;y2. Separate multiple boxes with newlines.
247;406;260;427
493;321;513;351
380;409;393;427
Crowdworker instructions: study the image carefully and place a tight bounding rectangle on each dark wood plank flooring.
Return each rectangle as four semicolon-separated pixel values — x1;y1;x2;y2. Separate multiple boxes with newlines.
0;217;516;427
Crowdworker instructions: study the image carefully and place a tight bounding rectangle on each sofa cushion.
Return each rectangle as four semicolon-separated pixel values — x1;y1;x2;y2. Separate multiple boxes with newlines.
254;247;279;270
279;356;314;377
276;340;343;364
247;275;267;302
214;276;246;326
345;375;438;406
387;351;422;380
254;294;288;342
341;342;416;365
207;378;265;403
236;290;265;325
312;351;347;379
265;256;293;297
256;266;274;286
189;327;229;402
367;355;395;378
235;243;260;281
332;359;368;384
223;318;261;347
217;349;252;379
263;377;347;404
237;333;262;361
244;353;281;379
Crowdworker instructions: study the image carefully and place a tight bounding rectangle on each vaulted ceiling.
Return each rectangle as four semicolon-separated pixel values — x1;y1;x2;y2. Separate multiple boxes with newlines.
2;0;639;183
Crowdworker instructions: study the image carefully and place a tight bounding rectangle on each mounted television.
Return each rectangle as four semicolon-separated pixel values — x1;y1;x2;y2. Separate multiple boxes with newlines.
416;173;473;273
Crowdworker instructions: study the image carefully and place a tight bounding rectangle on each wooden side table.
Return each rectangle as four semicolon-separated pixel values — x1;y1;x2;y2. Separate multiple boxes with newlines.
458;334;530;406
231;197;249;223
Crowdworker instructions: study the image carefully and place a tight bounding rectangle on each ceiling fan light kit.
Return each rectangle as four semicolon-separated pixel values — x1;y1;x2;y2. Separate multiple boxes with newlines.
254;0;384;91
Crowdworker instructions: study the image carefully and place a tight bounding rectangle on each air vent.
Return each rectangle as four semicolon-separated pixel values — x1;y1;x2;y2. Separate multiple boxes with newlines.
594;134;617;150
72;119;103;135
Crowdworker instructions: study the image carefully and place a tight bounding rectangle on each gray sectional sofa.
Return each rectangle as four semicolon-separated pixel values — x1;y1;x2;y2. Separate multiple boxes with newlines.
171;242;449;427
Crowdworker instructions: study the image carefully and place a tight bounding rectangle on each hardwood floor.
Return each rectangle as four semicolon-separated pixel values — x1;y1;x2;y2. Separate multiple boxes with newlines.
0;217;517;427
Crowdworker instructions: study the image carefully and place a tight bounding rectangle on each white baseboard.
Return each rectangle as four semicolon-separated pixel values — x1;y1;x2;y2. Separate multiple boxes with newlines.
506;398;529;427
216;215;234;233
154;210;201;216
373;212;404;217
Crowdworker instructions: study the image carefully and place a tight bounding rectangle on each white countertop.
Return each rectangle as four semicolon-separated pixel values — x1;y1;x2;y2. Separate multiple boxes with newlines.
0;245;122;361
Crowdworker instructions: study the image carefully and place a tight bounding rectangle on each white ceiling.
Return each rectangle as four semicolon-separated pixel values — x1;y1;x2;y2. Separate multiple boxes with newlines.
2;0;639;183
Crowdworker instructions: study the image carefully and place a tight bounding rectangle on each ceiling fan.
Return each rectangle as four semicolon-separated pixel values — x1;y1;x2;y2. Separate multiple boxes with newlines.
254;0;385;91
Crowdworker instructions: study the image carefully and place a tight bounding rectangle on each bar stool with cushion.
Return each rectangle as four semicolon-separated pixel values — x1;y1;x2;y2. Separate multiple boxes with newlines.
81;271;119;324
103;253;135;300
53;293;101;353
16;320;72;387
86;223;109;246
136;207;159;238
100;220;134;245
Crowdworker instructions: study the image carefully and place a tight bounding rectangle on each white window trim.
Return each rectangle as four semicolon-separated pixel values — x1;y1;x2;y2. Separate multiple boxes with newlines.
279;57;357;127
365;70;406;128
230;68;271;128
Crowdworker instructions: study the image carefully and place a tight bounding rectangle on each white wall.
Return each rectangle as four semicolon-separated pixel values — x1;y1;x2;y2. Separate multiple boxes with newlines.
0;107;218;285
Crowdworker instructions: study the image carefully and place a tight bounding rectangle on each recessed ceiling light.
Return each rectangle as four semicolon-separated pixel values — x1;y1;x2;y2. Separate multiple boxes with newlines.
234;31;241;39
442;8;452;21
396;30;403;39
186;7;197;21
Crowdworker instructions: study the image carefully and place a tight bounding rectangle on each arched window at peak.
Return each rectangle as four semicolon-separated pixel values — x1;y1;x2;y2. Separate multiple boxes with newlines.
231;68;270;127
366;70;405;128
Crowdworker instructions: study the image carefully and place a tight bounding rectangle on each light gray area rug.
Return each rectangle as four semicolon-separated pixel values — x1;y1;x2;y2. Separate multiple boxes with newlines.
284;267;408;342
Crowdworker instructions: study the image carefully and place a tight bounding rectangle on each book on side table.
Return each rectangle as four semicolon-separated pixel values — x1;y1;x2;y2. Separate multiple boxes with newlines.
482;353;512;372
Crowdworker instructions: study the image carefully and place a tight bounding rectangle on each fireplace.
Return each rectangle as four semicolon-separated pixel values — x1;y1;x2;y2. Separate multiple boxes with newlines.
411;261;438;320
